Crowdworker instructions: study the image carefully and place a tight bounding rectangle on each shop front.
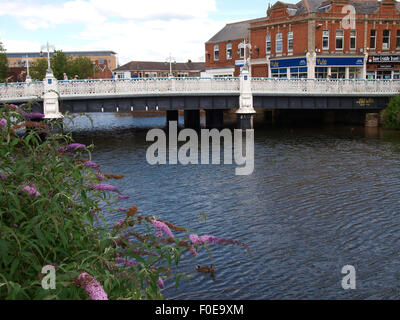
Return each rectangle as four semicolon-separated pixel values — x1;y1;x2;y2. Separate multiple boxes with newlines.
367;55;400;79
315;57;364;79
269;57;308;79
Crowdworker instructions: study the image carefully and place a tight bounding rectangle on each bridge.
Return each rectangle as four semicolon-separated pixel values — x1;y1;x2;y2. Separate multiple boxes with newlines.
1;69;399;128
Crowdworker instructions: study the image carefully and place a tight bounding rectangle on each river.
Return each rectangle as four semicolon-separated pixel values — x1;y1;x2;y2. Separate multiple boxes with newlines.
68;112;400;300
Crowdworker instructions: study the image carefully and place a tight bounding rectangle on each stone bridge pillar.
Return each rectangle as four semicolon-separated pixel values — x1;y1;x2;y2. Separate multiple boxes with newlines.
43;69;63;119
236;67;255;129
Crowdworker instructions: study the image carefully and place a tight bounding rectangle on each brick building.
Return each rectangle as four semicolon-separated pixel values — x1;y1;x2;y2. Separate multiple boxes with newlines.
205;0;400;80
113;61;205;79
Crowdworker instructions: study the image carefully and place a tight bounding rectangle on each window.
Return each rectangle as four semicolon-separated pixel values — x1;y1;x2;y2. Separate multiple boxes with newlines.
367;72;376;80
397;30;400;49
370;30;377;49
271;67;287;78
323;29;329;50
331;67;346;79
349;67;361;79
290;67;307;78
383;30;390;50
214;45;219;61
226;43;232;60
288;32;293;53
350;30;356;50
393;70;400;80
276;33;283;53
316;67;328;79
239;42;245;58
336;29;344;50
266;34;271;54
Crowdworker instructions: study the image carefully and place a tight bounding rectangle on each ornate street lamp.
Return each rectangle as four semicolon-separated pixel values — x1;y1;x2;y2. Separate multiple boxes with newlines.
22;55;32;83
40;41;56;72
165;53;176;77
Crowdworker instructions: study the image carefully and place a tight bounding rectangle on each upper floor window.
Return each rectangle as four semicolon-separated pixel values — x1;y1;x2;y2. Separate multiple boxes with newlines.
226;43;232;60
370;30;377;49
214;45;219;61
276;33;283;53
288;31;293;52
336;29;344;50
383;30;390;50
397;30;400;49
239;42;245;58
323;29;329;50
350;30;356;50
266;34;271;54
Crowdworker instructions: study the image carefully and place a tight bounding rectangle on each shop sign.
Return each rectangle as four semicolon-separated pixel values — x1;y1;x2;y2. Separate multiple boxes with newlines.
270;58;307;68
316;57;364;66
368;55;400;63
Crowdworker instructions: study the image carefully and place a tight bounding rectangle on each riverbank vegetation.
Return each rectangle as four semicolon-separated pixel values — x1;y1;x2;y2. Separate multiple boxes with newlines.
382;95;400;130
0;103;249;300
0;41;8;83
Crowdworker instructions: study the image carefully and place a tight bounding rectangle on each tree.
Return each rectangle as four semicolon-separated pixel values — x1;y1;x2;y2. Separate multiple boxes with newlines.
69;56;94;79
382;95;400;129
51;51;71;80
0;41;9;83
30;58;48;81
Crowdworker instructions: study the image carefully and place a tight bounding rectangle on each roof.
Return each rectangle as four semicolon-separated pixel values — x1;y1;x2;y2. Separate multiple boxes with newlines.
206;17;267;44
114;61;205;72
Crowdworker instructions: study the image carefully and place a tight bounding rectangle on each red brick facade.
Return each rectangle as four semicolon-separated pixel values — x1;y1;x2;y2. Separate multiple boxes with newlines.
205;0;400;79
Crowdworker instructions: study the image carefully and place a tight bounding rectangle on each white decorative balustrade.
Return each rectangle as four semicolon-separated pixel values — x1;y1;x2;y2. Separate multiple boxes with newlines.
1;77;400;103
0;82;44;102
251;78;400;95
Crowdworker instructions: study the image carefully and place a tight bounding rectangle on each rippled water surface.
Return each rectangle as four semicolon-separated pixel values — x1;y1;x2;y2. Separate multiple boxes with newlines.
71;113;400;300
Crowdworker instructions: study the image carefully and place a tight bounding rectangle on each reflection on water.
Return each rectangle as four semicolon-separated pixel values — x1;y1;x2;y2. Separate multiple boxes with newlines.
73;113;400;300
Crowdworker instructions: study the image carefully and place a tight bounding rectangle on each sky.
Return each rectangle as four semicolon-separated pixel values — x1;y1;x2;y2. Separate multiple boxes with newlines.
0;0;299;65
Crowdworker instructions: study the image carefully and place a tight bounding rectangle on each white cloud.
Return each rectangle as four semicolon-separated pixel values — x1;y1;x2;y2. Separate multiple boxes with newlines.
0;0;222;64
1;39;42;52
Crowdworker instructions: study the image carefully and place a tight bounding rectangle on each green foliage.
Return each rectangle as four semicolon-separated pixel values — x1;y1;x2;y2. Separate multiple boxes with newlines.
0;41;9;83
382;95;400;129
0;104;247;300
68;56;94;80
30;59;48;81
51;51;71;80
30;51;94;81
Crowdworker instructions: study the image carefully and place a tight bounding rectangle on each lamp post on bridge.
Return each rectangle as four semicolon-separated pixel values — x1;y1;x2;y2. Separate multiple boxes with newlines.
22;55;32;83
165;53;176;78
236;39;256;129
40;41;62;120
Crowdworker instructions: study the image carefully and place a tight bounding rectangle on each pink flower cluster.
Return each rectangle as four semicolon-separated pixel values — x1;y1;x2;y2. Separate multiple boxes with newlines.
151;220;174;238
158;277;165;289
115;257;138;268
0;118;7;129
77;272;108;300
20;183;40;197
89;183;119;193
24;113;45;120
84;161;100;169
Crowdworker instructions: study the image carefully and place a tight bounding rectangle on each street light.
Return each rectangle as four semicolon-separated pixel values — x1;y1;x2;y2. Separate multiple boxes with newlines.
238;39;252;70
165;53;176;77
21;55;33;83
40;41;56;72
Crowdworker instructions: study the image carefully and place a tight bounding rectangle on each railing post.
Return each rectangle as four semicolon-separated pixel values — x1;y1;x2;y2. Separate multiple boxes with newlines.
236;66;255;129
43;69;63;119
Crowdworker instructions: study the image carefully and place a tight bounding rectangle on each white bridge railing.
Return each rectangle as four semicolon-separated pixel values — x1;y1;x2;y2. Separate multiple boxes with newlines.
1;77;400;103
